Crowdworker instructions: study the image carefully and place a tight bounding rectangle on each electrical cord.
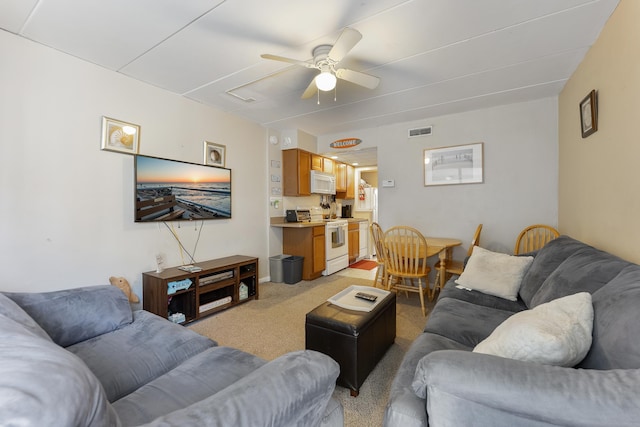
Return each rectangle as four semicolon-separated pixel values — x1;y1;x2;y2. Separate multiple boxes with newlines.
164;221;203;264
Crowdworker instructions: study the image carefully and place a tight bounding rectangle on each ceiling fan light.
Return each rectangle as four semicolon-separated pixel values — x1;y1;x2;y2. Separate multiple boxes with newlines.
315;71;337;91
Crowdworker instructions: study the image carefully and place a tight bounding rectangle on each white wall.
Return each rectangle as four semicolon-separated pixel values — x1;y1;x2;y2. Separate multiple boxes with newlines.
0;32;269;298
318;98;558;258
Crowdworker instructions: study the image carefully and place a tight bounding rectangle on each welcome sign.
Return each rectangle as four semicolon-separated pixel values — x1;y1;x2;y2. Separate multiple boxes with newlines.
330;138;362;149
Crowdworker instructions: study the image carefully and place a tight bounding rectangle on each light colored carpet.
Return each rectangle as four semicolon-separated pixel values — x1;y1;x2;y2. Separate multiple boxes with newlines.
188;271;434;427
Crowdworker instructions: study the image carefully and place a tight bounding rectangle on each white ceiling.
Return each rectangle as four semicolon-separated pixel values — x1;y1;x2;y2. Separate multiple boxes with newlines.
2;0;618;143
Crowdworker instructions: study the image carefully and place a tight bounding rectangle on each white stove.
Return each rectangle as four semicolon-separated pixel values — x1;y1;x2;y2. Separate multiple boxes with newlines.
323;219;349;275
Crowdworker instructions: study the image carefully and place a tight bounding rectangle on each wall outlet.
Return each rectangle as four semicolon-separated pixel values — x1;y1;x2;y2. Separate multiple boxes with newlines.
270;197;282;209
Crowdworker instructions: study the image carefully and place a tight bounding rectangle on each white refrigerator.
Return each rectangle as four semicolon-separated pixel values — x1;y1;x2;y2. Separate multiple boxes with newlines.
356;187;378;214
354;186;378;257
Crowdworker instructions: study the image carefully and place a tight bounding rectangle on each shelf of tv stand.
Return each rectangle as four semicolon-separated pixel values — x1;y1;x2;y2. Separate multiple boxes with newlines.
142;255;259;325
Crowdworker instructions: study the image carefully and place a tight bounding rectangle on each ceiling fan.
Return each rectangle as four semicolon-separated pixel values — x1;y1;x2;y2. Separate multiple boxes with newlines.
261;27;380;99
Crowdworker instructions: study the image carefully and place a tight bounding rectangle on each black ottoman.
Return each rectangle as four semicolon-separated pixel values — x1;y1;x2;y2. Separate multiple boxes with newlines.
305;289;396;397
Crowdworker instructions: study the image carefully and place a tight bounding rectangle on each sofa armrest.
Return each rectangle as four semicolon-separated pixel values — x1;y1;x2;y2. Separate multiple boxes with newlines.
414;350;640;427
141;350;341;427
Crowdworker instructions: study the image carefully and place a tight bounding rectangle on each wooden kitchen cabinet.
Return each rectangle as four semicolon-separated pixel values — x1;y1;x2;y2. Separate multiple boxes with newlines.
335;162;347;192
345;164;355;199
311;226;326;276
322;158;334;173
336;164;356;199
283;149;311;196
311;154;323;171
348;222;359;264
283;225;326;280
312;154;335;173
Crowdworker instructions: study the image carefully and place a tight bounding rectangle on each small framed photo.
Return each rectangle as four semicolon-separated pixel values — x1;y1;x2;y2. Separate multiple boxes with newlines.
101;116;140;154
204;141;226;167
580;90;598;138
424;142;484;186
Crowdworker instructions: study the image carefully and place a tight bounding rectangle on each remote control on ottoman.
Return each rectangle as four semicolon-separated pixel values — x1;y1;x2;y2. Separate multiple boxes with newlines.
355;292;378;302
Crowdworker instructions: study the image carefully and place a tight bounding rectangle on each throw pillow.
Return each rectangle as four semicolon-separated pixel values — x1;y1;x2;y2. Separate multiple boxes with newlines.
455;246;533;301
473;292;593;367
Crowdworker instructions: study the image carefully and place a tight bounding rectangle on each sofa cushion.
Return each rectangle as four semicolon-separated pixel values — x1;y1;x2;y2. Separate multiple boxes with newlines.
438;279;527;313
455;246;533;301
137;350;340;427
0;313;119;427
579;265;640;370
529;246;629;308
4;285;133;347
67;310;215;402
473;292;593;367
0;293;51;341
518;235;588;307
424;298;515;348
113;346;265;425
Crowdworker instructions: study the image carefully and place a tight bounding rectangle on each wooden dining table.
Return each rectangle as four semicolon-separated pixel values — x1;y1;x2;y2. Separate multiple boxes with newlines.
425;237;462;290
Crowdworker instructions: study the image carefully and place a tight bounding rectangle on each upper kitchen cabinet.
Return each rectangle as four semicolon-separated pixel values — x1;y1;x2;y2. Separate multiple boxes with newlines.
283;149;311;196
336;162;346;192
312;154;334;173
322;158;334;173
336;164;355;199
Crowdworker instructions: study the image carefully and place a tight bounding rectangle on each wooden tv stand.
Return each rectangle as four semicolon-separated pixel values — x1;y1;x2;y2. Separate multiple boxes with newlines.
142;255;258;325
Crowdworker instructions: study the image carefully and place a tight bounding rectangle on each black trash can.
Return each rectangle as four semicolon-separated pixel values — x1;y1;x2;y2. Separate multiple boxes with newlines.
283;256;304;284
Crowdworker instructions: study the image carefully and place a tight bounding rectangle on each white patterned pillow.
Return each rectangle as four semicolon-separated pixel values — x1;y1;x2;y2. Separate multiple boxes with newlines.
473;292;593;366
455;246;533;301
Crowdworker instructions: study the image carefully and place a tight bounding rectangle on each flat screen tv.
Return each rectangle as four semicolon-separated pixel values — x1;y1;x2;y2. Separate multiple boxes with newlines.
134;155;231;222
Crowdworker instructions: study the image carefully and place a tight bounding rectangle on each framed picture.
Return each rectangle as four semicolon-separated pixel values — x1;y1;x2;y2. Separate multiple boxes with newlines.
580;90;598;138
204;141;226;167
101;116;140;154
424;142;484;186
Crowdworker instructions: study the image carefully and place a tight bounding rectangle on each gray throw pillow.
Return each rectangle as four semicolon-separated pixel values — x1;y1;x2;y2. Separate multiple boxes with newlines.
4;285;133;347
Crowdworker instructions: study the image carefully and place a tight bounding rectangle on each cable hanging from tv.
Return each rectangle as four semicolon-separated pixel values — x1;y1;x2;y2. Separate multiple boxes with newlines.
163;221;204;265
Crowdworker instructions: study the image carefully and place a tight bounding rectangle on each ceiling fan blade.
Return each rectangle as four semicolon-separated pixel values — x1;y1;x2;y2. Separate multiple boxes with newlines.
327;27;362;63
301;77;318;99
335;68;380;89
260;54;315;69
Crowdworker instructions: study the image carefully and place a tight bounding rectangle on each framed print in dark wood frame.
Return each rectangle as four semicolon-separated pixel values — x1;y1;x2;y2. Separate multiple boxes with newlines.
580;90;598;138
424;142;484;186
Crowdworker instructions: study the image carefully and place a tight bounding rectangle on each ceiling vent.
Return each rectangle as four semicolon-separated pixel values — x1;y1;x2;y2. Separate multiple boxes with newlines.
408;126;433;138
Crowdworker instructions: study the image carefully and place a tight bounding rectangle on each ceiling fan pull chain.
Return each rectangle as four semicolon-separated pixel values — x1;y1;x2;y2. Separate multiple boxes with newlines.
334;86;337;102
317;90;320;105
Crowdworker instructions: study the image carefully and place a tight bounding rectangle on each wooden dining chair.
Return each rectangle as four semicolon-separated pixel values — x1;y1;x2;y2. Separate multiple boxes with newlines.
514;224;559;255
434;224;483;291
384;226;432;316
370;222;389;289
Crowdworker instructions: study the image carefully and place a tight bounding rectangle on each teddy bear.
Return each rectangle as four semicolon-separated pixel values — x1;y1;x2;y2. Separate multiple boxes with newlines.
109;276;139;303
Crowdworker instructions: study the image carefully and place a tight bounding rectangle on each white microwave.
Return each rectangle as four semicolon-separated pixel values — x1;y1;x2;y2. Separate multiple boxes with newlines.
310;170;336;195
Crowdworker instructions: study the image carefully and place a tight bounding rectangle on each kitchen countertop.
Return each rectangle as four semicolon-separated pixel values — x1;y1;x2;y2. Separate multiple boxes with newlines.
270;217;368;228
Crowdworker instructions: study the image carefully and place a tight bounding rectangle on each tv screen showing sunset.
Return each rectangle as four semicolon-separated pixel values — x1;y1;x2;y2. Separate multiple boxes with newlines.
135;155;231;222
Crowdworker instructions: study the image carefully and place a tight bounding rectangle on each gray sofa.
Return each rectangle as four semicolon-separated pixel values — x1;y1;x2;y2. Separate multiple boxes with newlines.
384;235;640;427
0;285;343;426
